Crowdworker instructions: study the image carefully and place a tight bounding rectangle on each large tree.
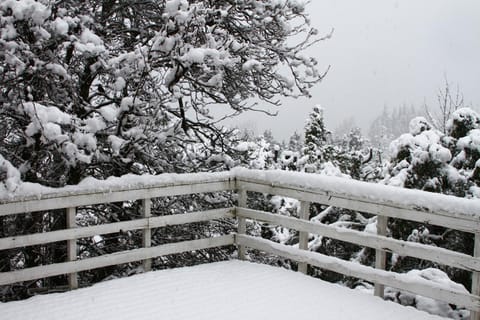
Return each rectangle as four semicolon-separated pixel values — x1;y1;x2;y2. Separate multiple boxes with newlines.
0;0;325;187
0;0;325;299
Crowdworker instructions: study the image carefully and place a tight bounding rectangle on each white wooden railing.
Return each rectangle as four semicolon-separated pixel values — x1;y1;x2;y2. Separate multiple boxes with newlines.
1;168;480;319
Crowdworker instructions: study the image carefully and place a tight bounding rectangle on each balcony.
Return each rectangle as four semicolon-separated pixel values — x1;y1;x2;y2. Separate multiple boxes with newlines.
1;168;480;319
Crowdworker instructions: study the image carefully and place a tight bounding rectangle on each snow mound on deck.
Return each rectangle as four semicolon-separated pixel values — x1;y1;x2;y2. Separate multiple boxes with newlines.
1;261;443;320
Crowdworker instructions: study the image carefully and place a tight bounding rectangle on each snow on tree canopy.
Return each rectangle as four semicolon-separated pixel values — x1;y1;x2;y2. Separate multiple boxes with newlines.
387;127;454;191
409;117;432;136
386;107;480;198
52;17;69;35
457;129;480;153
446;107;480;139
0;0;50;25
0;0;325;186
0;154;21;193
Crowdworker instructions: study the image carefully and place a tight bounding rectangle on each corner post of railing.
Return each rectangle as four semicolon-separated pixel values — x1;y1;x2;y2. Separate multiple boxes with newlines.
66;207;78;289
471;233;480;320
237;183;247;260
374;215;388;298
298;200;310;274
142;198;152;272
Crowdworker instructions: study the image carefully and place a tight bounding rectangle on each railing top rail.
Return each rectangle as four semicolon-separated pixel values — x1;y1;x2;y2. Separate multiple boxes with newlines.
233;168;480;223
0;171;235;203
0;171;235;215
2;167;480;224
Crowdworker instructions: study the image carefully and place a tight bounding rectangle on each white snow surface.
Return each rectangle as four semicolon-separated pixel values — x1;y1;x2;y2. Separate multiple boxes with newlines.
0;260;443;320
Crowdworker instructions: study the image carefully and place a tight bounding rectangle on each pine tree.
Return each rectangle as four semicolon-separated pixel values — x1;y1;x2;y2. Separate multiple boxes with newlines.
303;105;332;171
288;131;304;153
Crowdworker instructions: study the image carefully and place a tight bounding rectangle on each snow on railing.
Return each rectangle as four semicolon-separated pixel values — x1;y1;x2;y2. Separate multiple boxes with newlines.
1;169;480;319
0;171;236;289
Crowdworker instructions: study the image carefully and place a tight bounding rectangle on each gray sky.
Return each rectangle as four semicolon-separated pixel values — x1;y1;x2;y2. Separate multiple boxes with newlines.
220;0;480;141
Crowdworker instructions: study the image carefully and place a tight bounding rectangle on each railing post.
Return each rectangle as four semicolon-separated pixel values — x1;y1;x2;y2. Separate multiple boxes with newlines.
237;189;247;260
374;215;388;298
142;198;152;271
66;207;78;289
471;233;480;320
298;201;310;274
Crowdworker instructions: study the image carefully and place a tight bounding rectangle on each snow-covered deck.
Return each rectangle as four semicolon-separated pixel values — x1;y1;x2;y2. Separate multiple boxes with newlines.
2;169;480;319
1;261;443;320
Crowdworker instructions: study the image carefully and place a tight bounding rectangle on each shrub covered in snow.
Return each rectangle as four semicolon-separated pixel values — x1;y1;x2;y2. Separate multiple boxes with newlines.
386;109;480;198
0;154;21;192
383;109;480;298
385;268;470;319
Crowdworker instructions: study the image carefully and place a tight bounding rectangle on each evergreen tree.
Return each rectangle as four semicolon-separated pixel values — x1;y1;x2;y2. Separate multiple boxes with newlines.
303;105;331;172
384;109;480;293
262;130;276;146
334;127;367;180
288;131;304;153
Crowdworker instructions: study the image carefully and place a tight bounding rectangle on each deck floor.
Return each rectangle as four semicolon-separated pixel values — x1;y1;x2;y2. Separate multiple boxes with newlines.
1;260;444;320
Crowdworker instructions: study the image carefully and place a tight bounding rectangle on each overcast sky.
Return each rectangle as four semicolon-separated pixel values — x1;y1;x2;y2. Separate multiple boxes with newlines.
219;0;480;141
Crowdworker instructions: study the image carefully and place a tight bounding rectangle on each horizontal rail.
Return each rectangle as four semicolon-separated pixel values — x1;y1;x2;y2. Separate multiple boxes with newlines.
234;168;480;220
237;179;480;233
0;179;234;216
0;208;235;250
236;234;480;311
0;234;235;286
237;207;480;272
